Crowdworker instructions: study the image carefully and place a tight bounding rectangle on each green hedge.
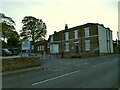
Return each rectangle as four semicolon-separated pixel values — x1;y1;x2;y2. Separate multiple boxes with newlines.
2;57;41;72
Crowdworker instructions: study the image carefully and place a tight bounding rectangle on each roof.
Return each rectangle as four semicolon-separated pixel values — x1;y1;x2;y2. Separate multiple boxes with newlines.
53;23;112;35
35;40;48;45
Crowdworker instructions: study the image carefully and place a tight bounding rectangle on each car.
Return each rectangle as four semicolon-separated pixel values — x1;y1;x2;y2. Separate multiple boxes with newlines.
2;49;12;56
9;48;20;55
8;48;14;55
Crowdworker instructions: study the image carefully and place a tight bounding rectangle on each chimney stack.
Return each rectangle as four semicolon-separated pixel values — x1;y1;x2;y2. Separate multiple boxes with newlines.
65;24;68;30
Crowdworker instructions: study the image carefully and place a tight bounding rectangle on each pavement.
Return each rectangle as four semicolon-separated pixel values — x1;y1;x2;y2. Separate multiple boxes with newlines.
2;54;119;88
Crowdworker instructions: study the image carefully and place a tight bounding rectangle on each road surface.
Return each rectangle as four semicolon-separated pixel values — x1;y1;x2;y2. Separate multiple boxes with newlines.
2;54;119;88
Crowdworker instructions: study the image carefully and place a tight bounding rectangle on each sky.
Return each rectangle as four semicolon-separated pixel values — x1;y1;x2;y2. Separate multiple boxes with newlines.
0;0;119;40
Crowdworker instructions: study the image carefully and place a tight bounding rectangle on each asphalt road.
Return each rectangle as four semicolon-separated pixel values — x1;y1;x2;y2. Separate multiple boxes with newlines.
2;54;119;88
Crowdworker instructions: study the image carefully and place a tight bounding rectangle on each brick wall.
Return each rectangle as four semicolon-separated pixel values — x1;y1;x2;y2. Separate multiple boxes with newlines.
48;23;111;58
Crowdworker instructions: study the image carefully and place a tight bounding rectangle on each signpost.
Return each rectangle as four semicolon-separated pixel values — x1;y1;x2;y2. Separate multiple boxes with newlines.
21;40;32;57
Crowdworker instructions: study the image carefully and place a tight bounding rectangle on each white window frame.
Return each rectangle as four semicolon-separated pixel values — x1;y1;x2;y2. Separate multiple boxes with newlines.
85;40;90;51
40;46;42;50
84;27;90;38
37;46;40;51
39;45;44;51
65;42;69;52
74;30;78;39
65;32;69;41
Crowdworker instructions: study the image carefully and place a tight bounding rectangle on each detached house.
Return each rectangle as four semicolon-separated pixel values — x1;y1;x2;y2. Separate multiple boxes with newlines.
48;23;113;58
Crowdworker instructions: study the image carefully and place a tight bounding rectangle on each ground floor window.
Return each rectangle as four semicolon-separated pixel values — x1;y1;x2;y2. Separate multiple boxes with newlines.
37;46;44;51
85;40;90;51
65;42;69;52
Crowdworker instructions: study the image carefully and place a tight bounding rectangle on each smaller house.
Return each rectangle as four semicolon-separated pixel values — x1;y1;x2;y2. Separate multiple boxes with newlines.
35;40;48;54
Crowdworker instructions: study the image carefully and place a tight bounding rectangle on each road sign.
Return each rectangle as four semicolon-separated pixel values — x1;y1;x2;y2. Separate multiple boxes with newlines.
21;41;32;57
22;41;30;50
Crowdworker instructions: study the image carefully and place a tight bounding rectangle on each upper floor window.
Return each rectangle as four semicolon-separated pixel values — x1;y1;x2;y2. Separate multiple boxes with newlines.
74;30;78;39
65;32;69;41
84;27;90;38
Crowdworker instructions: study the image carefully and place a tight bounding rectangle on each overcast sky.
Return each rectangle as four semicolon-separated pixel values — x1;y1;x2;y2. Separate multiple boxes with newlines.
0;0;119;40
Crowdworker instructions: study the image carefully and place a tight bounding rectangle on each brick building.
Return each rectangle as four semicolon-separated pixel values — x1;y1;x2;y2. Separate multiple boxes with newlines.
48;23;113;58
35;40;48;54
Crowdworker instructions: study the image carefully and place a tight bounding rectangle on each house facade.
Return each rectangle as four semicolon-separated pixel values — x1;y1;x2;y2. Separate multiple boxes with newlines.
35;40;48;54
48;23;113;58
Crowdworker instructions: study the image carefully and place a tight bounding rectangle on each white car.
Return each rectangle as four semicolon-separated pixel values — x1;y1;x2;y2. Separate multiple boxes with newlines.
2;49;12;56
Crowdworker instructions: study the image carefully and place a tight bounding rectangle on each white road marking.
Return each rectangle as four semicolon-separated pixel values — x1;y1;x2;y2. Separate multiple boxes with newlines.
92;62;109;68
47;67;70;72
32;70;80;86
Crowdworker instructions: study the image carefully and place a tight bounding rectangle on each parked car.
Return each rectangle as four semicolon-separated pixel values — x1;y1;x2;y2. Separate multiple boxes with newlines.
2;49;12;56
8;48;14;55
7;48;20;55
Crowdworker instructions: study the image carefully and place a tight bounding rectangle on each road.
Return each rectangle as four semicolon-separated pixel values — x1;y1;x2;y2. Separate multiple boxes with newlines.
2;54;119;88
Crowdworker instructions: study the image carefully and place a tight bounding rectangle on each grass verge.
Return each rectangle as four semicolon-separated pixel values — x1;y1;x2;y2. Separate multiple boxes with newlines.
2;57;41;72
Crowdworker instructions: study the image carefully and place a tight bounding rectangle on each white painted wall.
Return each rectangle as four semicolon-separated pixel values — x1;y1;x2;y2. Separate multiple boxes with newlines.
98;25;108;53
98;25;113;53
50;44;59;54
110;31;113;53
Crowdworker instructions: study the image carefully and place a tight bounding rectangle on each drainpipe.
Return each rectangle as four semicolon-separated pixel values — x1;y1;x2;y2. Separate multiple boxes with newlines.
61;33;64;58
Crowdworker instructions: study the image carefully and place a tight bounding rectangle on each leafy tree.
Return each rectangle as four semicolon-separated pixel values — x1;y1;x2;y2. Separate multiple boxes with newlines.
0;13;20;48
0;13;15;40
20;16;47;51
7;31;19;47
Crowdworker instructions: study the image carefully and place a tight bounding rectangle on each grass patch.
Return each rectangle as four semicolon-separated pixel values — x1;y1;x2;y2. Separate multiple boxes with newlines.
2;57;41;72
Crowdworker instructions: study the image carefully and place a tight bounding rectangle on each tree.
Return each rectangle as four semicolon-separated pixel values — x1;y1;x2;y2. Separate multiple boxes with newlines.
20;16;47;51
7;31;19;47
0;13;20;48
0;13;16;41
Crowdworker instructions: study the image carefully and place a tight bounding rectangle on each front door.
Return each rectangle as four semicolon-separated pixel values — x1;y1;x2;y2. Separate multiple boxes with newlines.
75;43;79;53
